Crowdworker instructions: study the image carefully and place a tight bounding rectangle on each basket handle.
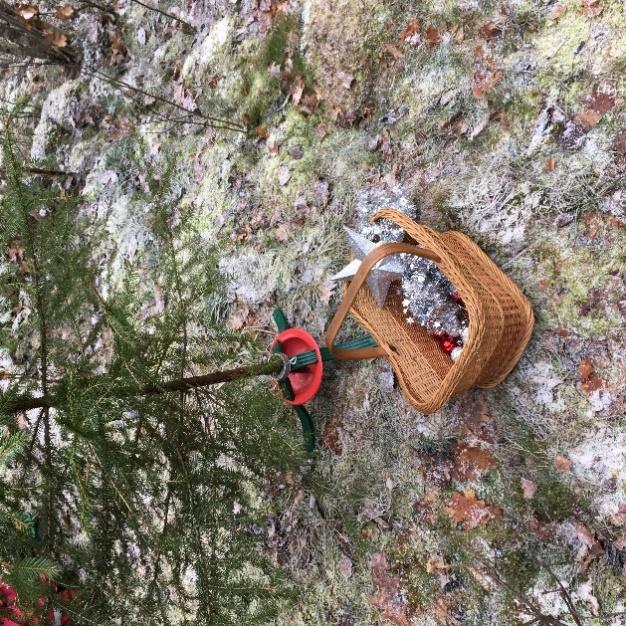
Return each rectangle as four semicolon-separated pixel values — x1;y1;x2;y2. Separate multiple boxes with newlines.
326;242;442;361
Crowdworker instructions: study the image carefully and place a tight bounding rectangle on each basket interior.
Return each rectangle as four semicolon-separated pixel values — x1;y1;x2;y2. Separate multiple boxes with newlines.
351;284;454;405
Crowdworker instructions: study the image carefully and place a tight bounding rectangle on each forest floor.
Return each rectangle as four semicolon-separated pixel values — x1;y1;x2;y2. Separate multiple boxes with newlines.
1;0;626;623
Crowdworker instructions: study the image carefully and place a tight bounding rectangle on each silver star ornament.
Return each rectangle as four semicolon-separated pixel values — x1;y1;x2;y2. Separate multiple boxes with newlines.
331;227;404;307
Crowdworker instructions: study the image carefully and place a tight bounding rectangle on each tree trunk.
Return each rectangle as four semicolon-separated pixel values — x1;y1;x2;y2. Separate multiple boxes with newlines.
4;356;284;413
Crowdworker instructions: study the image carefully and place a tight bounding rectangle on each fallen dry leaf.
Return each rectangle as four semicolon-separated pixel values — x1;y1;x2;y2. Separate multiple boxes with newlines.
55;3;75;20
369;553;411;626
46;30;68;48
227;307;249;330
426;554;450;574
445;490;502;529
384;42;404;61
573;521;603;570
544;157;557;172
424;26;441;46
17;3;37;20
275;223;290;242
108;28;127;63
315;123;328;140
579;358;603;392
528;515;557;540
450;444;496;481
548;4;567;19
580;0;603;16
583;89;615;115
478;21;501;40
472;67;503;98
554;454;572;472
574;110;601;130
521;478;538;499
400;17;420;43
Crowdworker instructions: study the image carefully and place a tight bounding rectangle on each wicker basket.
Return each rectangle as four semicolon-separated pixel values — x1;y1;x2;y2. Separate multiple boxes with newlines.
325;209;534;413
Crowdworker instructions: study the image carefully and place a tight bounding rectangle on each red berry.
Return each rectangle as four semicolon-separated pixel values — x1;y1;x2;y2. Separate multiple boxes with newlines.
60;614;70;626
31;618;41;626
36;597;47;610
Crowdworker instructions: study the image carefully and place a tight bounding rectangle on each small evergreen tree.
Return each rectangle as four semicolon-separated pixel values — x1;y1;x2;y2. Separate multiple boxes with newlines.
0;123;299;624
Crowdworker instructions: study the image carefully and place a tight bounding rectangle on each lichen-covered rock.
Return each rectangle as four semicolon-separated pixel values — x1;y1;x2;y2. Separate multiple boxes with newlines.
31;79;81;161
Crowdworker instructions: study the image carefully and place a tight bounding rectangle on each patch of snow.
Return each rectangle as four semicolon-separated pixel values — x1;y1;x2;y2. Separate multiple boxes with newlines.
526;361;565;412
569;428;626;518
588;388;614;413
182;16;232;82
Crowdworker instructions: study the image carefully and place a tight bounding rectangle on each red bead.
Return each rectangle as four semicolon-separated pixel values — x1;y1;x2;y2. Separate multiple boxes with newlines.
0;583;17;607
441;338;456;353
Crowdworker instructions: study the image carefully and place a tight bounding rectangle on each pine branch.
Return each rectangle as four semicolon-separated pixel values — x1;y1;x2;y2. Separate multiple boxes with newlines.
0;430;27;466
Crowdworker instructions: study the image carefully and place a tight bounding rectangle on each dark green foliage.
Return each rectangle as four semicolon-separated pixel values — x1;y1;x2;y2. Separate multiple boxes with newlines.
0;124;299;624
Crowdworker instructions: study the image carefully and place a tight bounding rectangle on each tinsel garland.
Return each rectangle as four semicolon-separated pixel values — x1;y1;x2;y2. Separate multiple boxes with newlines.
353;188;468;359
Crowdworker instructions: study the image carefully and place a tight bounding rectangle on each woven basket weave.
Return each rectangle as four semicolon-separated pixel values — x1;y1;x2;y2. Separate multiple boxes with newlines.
325;209;534;414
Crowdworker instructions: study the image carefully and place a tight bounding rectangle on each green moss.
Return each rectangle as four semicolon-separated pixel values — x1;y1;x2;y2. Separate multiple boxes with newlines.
531;474;578;521
236;15;313;128
535;229;626;336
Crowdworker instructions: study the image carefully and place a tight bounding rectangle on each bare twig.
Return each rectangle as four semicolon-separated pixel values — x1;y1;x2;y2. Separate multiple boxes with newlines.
87;69;246;133
536;559;585;626
128;0;195;32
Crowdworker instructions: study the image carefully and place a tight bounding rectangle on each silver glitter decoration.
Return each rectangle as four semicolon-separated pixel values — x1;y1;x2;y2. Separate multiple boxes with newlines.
351;188;467;343
354;187;417;244
331;227;404;307
400;255;467;340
